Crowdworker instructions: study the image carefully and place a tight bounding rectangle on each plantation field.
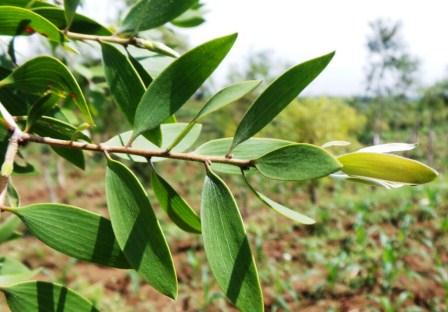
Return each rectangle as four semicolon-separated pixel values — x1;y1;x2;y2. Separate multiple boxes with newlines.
1;156;446;311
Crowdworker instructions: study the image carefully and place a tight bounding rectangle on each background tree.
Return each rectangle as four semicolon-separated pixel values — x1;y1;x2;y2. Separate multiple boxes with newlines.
364;18;420;144
417;77;448;165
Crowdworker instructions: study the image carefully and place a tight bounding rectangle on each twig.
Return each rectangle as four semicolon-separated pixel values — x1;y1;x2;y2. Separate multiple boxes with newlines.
20;133;254;169
2;103;253;170
64;31;179;58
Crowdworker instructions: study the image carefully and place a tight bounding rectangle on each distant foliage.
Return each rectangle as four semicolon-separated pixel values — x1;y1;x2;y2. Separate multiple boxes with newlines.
263;97;366;146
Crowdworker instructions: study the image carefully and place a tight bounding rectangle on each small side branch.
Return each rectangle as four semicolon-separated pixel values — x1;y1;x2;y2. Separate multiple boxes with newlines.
0;103;23;213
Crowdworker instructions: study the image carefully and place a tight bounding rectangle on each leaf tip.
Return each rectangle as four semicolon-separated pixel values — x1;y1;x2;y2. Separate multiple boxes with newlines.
166;287;178;300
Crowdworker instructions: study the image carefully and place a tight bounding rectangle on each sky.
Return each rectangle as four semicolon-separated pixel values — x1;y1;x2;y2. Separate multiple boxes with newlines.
83;0;448;95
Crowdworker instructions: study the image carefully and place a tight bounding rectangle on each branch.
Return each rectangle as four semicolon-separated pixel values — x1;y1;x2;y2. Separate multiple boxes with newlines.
0;103;23;215
64;31;179;58
20;133;254;169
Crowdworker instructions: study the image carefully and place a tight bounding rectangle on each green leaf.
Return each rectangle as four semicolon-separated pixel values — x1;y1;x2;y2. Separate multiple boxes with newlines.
0;258;37;287
1;281;99;312
0;6;62;42
338;152;439;184
0;257;29;275
151;166;201;234
195;138;292;175
171;5;205;28
33;7;112;35
102;44;161;146
133;33;237;138
0;56;94;125
127;51;153;87
0;0;53;8
63;0;80;27
106;159;177;298
25;93;60;132
0;215;22;244
230;52;335;152
31;117;87;169
243;179;315;224
12;160;36;176
201;168;263;311
120;0;197;34
10;203;129;268
0;271;39;288
101;43;146;125
166;80;261;151
255;143;341;181
142;127;163;147
196;80;261;120
0;68;39;116
104;123;202;162
7;180;20;207
31;116;90;142
255;192;316;224
0;124;9;164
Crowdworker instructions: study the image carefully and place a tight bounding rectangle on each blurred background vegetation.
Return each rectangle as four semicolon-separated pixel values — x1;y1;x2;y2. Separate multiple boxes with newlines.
0;1;447;311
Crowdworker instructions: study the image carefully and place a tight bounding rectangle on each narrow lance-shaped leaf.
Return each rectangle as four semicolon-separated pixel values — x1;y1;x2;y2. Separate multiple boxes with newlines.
167;80;261;151
7;204;129;268
1;281;99;312
0;258;38;287
33;7;112;35
102;43;164;145
8;37;17;65
151;165;201;234
242;172;315;224
0;271;39;288
132;33;237;139
0;257;39;288
0;257;29;275
0;0;53;7
63;0;81;28
229;52;335;152
0;215;21;244
0;56;94;125
7;179;20;207
31;116;90;142
25;93;60;131
31;117;86;169
12;159;36;176
172;3;206;28
0;6;62;42
102;43;146;125
120;0;197;34
201;168;263;312
255;143;342;181
338;152;438;184
195;80;261;120
106;159;177;298
0;182;23;243
127;50;153;87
